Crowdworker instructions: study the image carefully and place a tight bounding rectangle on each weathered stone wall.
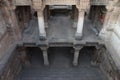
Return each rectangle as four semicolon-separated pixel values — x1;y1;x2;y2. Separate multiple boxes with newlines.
0;0;21;59
0;47;22;80
15;6;32;31
99;1;120;73
92;47;120;80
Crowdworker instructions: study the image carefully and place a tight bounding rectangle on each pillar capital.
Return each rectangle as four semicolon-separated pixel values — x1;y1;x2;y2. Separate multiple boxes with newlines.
74;46;83;51
106;1;114;12
33;0;45;11
37;10;44;17
76;0;90;12
106;6;114;12
40;47;48;51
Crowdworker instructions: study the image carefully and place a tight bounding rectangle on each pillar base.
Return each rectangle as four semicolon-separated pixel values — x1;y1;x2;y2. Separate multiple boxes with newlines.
39;33;46;41
75;33;83;40
73;61;78;66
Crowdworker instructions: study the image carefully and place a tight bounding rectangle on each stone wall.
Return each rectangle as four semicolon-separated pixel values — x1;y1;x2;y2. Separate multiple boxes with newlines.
0;0;21;59
0;46;22;80
92;47;120;80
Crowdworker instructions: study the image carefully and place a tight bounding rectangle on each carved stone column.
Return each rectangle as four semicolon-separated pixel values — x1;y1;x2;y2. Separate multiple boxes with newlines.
73;6;78;28
75;10;85;40
40;47;49;66
44;6;49;28
73;46;83;66
99;1;114;40
37;10;46;40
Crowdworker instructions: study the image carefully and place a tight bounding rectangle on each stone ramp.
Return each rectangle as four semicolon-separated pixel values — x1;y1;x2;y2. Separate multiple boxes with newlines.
16;47;106;80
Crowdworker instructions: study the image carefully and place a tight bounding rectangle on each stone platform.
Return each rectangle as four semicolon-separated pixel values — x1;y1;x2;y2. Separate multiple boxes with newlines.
18;15;104;47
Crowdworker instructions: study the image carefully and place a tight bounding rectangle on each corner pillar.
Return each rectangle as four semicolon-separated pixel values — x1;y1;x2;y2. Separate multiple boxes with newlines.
73;46;83;66
75;10;85;40
99;1;114;39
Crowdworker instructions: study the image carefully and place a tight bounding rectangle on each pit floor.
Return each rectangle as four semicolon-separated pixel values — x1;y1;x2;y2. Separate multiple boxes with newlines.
16;47;106;80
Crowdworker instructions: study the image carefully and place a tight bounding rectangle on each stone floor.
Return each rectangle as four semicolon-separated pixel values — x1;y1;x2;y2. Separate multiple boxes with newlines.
21;14;103;46
16;47;107;80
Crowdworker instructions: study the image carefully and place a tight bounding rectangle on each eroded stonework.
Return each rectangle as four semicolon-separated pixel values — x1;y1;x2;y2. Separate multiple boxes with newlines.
0;0;120;80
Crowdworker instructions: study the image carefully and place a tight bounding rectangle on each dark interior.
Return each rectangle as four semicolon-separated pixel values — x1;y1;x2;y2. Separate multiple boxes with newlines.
16;47;106;80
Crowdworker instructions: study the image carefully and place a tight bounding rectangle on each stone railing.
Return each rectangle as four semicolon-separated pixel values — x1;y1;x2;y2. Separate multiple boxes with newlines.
14;0;31;5
45;0;77;5
14;0;110;6
90;0;109;5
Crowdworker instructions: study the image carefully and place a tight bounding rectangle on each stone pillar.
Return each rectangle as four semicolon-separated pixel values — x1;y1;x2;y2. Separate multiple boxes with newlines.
86;5;91;19
73;46;83;66
73;6;78;28
44;6;48;28
75;10;85;40
99;2;114;39
41;47;49;66
37;10;46;40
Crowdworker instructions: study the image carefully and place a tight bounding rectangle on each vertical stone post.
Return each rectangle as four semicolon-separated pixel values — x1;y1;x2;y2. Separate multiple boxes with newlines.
47;6;50;19
86;5;91;19
73;46;83;66
37;9;46;40
99;1;114;39
40;47;49;66
44;6;48;28
73;6;78;28
75;10;85;40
